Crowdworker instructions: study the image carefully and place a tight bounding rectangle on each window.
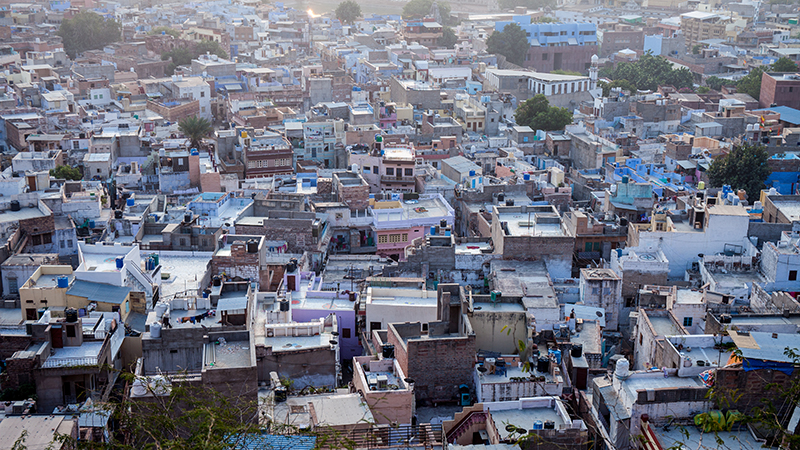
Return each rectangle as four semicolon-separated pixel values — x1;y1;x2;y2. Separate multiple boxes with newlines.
97;168;101;173
180;238;187;246
60;240;65;248
342;328;351;339
373;166;379;173
389;234;402;243
7;277;17;295
402;233;408;242
386;168;394;175
639;334;643;345
66;324;76;338
378;235;388;244
363;166;370;173
370;321;382;332
67;240;73;248
683;317;693;327
542;53;548;60
791;270;798;281
201;91;205;97
73;140;80;149
405;168;413;176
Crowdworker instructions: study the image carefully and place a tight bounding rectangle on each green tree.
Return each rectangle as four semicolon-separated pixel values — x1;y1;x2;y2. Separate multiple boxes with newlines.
148;26;180;38
335;0;362;25
402;0;453;25
50;165;82;181
179;116;214;149
772;56;799;72
697;86;711;94
692;44;702;55
601;79;637;97
705;76;729;91
603;52;693;92
487;22;529;66
514;94;573;131
438;26;457;48
56;11;121;59
706;143;770;201
162;47;194;75
736;67;763;100
195;40;228;59
551;69;583;76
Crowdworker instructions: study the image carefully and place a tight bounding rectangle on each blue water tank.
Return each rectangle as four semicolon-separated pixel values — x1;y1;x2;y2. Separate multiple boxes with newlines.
469;170;476;177
533;421;544;430
445;230;451;237
126;198;135;207
115;257;124;269
430;226;436;235
190;148;199;155
88;220;95;229
549;349;562;365
57;276;69;288
523;173;531;181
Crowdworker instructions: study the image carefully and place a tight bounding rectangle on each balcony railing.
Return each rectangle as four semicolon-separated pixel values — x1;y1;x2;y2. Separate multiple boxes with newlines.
380;175;416;183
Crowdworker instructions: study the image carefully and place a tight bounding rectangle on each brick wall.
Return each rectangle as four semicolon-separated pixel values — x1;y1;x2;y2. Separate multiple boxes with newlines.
211;240;260;282
715;366;800;419
0;333;32;359
338;184;369;211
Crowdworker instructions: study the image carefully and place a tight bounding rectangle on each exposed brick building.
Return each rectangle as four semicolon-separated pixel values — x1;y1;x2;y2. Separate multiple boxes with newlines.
759;72;800;109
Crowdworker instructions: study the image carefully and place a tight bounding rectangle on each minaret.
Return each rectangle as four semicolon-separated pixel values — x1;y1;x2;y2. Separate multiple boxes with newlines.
589;54;599;90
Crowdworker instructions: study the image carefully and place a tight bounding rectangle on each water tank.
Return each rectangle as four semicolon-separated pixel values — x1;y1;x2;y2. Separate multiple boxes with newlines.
622;175;629;184
247;239;258;253
620;217;629;227
351;163;359;173
126;197;135;207
88;220;95;229
114;210;123;219
537;356;550;373
279;301;290;312
155;302;168;318
497;193;505;202
543;421;555;430
571;344;583;358
549;349;562;365
57;276;69;288
523;173;531;181
150;375;168;394
190;148;199;155
469;170;476;177
615;358;630;378
430;226;436;235
150;322;162;338
440;219;448;228
115;257;124;269
698;181;705;190
65;308;78;323
505;199;515;206
132;378;148;396
532;421;544;430
286;258;298;273
203;288;211;298
213;275;222;286
10;200;20;211
382;344;395;358
184;213;192;223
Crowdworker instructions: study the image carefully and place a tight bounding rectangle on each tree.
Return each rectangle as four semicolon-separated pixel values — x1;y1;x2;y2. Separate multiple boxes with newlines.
697;86;711;94
603;53;693;92
162;41;227;75
772;56;799;72
178;116;214;149
195;40;228;59
600;79;637;97
148;26;180;38
487;22;529;67
335;0;362;25
57;11;121;59
438;26;457;48
736;67;764;100
692;44;702;55
514;94;573;132
50;165;82;181
402;0;453;25
706;143;770;201
705;76;729;91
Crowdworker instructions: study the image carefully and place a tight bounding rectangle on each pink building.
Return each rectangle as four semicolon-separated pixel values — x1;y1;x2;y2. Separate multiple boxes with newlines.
371;194;454;261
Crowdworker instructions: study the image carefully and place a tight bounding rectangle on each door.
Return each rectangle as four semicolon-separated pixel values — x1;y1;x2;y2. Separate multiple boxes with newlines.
51;325;63;348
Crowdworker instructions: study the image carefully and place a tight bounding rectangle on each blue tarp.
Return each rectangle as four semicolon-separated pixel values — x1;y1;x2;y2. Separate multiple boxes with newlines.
742;358;795;375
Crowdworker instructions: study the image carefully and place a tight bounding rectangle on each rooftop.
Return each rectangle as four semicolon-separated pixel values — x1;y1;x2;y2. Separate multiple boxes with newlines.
67;280;131;305
205;339;252;369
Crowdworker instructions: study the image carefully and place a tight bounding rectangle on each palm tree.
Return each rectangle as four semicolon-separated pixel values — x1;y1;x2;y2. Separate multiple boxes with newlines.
178;115;213;150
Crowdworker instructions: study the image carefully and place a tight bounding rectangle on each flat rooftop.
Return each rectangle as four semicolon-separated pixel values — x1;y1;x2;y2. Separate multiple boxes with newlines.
491;407;564;440
649;316;683;337
42;340;104;368
147;308;221;331
205;340;251;369
155;253;212;299
496;211;565;237
473;302;525;313
622;373;704;404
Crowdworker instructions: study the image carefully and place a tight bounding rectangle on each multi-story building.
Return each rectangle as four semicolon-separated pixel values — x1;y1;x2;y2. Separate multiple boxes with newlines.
599;24;644;57
759;72;800;109
371;194;454;262
680;12;733;49
299;120;344;169
493;20;597;72
240;130;294;178
402;19;443;47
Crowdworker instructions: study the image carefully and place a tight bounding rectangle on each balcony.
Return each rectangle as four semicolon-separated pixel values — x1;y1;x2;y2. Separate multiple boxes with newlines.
380;175;416;184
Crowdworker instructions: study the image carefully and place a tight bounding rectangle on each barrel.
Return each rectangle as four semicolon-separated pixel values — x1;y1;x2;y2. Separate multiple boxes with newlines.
10;200;20;211
430;226;436;235
505;199;515;206
533;421;543;430
155;302;168;317
152;254;159;266
203;289;211;298
544;421;555;429
523;173;531;181
150;322;162;338
115;257;124;269
114;210;123;219
213;275;221;286
348;291;356;301
57;275;69;288
537;356;550;373
382;344;395;358
247;239;258;253
65;308;78;323
279;301;290;312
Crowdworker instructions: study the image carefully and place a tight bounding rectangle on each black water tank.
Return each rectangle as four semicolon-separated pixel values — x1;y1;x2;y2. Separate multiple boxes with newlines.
505;199;514;206
184;213;192;223
543;420;555;429
537;356;550;373
286;258;298;273
65;308;78;323
10;200;20;211
247;239;258;253
114;210;123;219
382;344;395;359
279;301;290;312
212;275;221;287
440;219;448;228
571;344;583;358
619;217;628;227
497;193;505;202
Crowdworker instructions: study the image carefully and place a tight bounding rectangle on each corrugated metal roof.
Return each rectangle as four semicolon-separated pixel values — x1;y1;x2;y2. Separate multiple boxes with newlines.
730;330;800;363
67;280;131;305
217;296;249;312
